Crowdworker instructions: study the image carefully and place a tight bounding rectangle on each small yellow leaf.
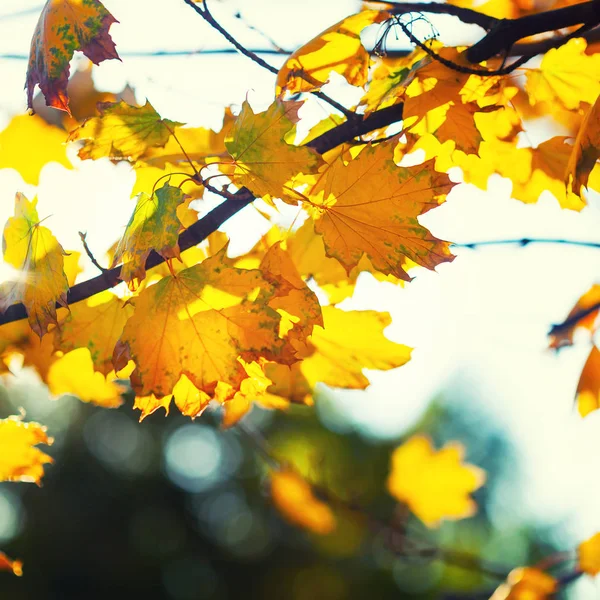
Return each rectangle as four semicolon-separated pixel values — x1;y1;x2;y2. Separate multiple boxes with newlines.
579;532;600;575
0;114;71;185
47;348;125;408
490;567;557;600
270;469;336;535
387;435;485;527
0;416;53;485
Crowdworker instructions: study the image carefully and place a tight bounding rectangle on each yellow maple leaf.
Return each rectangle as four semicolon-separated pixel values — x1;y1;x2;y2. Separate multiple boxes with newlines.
566;96;600;196
47;348;125;408
302;306;411;389
387;435;485;527
490;567;558;600
0;193;69;338
112;183;188;288
270;469;336;535
525;38;600;110
0;415;53;485
309;140;454;280
26;0;120;113
69;100;183;162
276;9;390;96
579;532;600;575
0;114;71;185
225;100;321;204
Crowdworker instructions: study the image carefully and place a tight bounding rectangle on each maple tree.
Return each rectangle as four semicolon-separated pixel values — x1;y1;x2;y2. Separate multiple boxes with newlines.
1;0;600;596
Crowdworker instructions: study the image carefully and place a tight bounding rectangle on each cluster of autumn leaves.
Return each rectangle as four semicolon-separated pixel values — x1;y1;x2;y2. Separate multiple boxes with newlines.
0;0;599;593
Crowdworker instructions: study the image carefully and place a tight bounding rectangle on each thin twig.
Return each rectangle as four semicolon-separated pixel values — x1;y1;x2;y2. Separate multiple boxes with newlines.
454;238;600;250
181;0;357;120
78;232;108;274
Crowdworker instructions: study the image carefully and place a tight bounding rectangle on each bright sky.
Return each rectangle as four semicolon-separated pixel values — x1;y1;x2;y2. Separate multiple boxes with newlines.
1;2;600;591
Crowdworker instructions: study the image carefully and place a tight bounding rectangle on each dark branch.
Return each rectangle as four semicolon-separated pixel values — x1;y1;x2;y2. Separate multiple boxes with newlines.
384;1;499;29
454;238;600;250
467;0;600;62
0;95;407;327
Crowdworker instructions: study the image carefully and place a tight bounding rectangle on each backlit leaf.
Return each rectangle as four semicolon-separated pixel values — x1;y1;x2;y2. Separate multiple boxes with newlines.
0;193;69;338
0;415;53;485
69;100;183;162
0;114;71;185
309;141;454;280
115;248;282;405
525;38;600;110
48;348;125;407
26;0;120;113
225;100;320;203
112;183;188;288
276;9;390;96
387;435;485;527
55;291;133;375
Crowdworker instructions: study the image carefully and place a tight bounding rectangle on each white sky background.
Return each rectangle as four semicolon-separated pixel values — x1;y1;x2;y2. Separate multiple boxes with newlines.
1;1;600;589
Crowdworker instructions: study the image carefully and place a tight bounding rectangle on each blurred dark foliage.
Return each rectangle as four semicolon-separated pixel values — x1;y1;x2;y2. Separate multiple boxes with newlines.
0;376;566;600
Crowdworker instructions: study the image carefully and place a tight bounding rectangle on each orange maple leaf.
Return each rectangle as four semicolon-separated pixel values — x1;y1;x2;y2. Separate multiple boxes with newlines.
114;247;284;404
309;140;454;280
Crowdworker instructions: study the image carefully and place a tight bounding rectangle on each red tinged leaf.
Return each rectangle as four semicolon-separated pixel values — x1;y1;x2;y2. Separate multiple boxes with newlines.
26;0;120;114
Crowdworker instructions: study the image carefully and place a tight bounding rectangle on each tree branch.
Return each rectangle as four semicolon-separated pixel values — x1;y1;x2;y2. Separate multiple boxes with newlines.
466;0;600;62
0;96;408;327
454;238;600;250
